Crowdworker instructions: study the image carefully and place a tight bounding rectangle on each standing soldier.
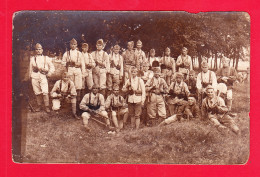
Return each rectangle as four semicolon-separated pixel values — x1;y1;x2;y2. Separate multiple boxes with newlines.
81;43;95;94
176;47;193;79
160;47;176;86
167;73;190;116
196;61;217;105
91;39;110;97
216;57;237;111
134;40;147;70
107;44;124;92
145;67;169;126
201;85;239;134
50;72;79;119
79;84;110;132
141;62;154;84
122;67;146;130
62;38;85;105
122;41;136;84
105;84;128;132
29;43;55;112
148;49;160;68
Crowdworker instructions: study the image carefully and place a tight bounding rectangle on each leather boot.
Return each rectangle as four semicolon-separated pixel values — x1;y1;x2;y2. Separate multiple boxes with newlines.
72;103;80;120
43;95;50;113
35;94;42;112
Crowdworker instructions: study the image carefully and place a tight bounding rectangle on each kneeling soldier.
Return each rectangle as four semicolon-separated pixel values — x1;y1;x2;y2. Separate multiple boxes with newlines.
122;67;146;130
79;84;110;132
50;72;79;119
146;67;168;126
105;84;128;132
167;72;190;116
201;85;239;134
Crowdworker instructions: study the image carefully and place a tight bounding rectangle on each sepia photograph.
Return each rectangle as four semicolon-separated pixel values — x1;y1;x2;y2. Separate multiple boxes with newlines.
12;11;250;164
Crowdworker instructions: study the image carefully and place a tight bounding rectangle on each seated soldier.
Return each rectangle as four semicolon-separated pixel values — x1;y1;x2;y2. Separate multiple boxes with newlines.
158;94;200;126
185;70;197;98
145;67;169;126
50;72;79;119
79;84;110;132
167;72;190;116
122;66;146;130
105;84;128;132
201;85;239;134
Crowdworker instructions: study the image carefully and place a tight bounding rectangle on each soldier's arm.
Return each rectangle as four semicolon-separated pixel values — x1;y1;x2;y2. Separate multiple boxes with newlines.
211;72;218;92
183;82;190;96
47;57;55;75
80;53;86;75
161;79;169;93
189;56;193;70
119;55;124;78
79;94;90;111
62;52;67;66
140;79;146;105
50;80;60;97
105;52;110;73
196;73;202;90
217;97;229;113
29;57;33;79
104;95;112;110
122;80;130;92
99;94;106;111
176;56;182;66
172;58;176;73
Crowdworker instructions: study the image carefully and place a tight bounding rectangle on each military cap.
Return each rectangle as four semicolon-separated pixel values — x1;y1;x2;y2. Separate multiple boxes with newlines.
161;64;167;70
142;61;150;67
131;66;138;72
70;38;77;44
188;93;196;98
82;43;88;48
165;47;170;52
96;39;104;45
114;44;120;50
128;41;134;46
206;85;214;91
113;84;120;90
153;67;161;73
176;72;184;78
136;40;142;45
182;47;188;51
152;60;160;68
35;43;42;49
92;84;100;89
201;61;208;67
150;49;155;53
189;70;196;75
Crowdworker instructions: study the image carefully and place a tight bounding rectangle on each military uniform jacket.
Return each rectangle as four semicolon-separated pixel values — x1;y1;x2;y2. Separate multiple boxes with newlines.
142;70;154;84
184;104;201;119
148;57;160;67
185;78;197;94
82;51;95;77
160;56;176;73
109;53;124;77
62;49;85;73
146;77;169;94
91;50;110;73
176;54;193;74
168;81;190;104
122;49;136;67
196;70;217;91
134;49;147;69
80;93;106;111
105;94;127;110
29;55;55;79
51;80;77;97
216;67;237;89
201;96;228;119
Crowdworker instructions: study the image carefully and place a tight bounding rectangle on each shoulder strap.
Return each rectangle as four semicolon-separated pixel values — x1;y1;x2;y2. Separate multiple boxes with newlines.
209;71;212;83
59;80;62;91
67;51;70;62
89;93;91;105
77;51;79;63
138;77;140;91
97;93;100;106
44;56;46;68
34;56;38;68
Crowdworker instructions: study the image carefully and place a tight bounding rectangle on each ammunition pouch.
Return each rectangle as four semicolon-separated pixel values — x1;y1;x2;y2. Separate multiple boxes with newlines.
116;65;121;70
128;89;134;95
88;104;100;111
135;90;142;96
39;69;48;75
111;106;121;112
32;66;39;73
66;61;75;68
177;93;187;100
208;107;218;114
169;89;176;97
86;64;92;69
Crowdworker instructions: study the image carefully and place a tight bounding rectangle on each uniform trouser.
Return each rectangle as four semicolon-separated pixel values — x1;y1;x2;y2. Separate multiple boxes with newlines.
107;73;120;90
93;68;107;89
111;108;128;128
226;89;233;110
81;110;109;126
67;67;82;90
123;65;132;85
208;114;239;133
52;97;77;113
31;76;48;95
82;70;94;91
168;103;186;116
147;94;167;119
166;69;173;86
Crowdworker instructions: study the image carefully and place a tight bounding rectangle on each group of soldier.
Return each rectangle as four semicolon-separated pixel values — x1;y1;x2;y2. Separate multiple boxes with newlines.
28;38;240;134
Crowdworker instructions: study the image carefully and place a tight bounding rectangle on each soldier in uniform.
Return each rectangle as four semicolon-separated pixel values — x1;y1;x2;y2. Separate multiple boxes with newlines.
50;72;79;119
196;61;217;105
62;38;85;105
145;67;169;126
160;47;176;86
29;43;55;112
141;62;154;84
216;57;238;111
105;84;128;132
134;40;147;70
91;39;110;97
122;67;146;130
148;49;160;68
185;70;197;98
201;85;239;134
167;72;190;116
81;43;95;94
79;84;110;132
107;44;124;92
122;41;136;84
176;47;193;79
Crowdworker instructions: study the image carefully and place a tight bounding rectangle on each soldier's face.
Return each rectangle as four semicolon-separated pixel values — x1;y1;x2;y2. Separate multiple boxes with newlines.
202;66;208;73
114;89;119;96
207;89;215;99
92;88;99;94
176;77;182;83
182;49;188;55
165;51;170;56
222;60;229;68
137;44;142;49
143;66;149;71
150;52;155;57
131;70;138;78
96;44;103;51
188;97;195;105
189;74;195;79
82;47;88;53
70;43;77;50
35;47;43;55
127;44;133;50
154;71;160;78
62;74;69;83
114;48;120;54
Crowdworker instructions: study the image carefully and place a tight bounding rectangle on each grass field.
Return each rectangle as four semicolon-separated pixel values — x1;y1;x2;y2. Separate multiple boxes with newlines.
20;80;250;164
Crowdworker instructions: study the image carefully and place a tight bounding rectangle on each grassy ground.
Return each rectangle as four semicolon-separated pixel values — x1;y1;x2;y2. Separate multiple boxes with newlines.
21;81;250;164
